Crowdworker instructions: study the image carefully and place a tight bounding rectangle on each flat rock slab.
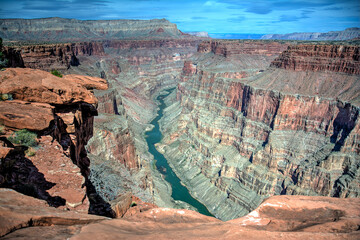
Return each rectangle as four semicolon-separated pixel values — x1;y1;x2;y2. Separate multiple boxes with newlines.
0;188;106;237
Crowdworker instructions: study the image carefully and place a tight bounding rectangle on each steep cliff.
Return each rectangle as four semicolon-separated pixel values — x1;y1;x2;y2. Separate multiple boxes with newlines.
159;40;360;220
3;42;105;70
0;68;108;213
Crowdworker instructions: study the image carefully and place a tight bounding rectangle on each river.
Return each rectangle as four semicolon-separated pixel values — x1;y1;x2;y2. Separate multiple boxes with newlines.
145;88;213;217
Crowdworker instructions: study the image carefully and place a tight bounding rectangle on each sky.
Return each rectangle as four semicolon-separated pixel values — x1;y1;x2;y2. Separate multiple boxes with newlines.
0;0;359;34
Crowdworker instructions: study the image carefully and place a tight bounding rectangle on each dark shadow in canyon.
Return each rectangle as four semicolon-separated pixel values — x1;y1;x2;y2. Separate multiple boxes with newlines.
330;103;358;151
86;179;115;218
0;139;66;208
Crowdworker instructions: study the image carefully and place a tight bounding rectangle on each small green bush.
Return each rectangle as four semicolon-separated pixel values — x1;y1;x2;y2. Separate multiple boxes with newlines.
25;147;36;157
130;201;137;207
0;93;13;101
8;129;37;147
51;69;63;78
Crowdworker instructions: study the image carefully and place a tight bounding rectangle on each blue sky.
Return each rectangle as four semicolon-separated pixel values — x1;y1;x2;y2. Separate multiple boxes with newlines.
0;0;359;34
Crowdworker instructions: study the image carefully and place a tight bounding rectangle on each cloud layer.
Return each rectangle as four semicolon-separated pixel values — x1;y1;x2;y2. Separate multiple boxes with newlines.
0;0;359;34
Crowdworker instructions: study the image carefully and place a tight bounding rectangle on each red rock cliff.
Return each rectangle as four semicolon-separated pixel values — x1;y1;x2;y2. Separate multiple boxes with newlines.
197;40;289;57
270;44;360;74
4;42;105;70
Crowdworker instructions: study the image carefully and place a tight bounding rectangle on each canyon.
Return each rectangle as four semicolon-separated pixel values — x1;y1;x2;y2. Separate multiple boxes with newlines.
0;17;359;238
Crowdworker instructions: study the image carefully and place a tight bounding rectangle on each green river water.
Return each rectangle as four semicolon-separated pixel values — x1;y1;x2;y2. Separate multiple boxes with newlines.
145;89;213;217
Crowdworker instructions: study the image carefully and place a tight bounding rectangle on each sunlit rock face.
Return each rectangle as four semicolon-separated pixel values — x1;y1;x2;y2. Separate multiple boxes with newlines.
159;40;360;220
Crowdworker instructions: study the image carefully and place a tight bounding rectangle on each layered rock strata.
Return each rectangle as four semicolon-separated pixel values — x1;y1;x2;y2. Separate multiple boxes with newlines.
270;44;360;74
0;17;188;43
3;42;105;70
0;68;108;213
159;41;360;220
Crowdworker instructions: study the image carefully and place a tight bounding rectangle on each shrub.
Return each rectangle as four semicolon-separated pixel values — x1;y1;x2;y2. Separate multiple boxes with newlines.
0;93;13;101
8;129;37;147
25;147;36;157
51;69;63;78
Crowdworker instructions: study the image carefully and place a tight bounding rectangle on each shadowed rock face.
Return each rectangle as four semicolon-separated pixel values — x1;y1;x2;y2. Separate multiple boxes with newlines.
159;40;360;220
1;189;359;239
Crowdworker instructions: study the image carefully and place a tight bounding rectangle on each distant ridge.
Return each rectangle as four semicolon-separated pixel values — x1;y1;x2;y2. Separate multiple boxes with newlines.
0;17;192;43
261;28;360;41
209;33;264;39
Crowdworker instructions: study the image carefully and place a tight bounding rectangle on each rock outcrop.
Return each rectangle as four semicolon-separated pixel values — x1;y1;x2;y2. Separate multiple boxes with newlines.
0;68;108;213
261;27;360;40
159;40;360;220
1;189;359;239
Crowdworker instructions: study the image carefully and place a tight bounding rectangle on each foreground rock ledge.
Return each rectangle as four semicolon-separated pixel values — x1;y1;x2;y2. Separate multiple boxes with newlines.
0;189;359;239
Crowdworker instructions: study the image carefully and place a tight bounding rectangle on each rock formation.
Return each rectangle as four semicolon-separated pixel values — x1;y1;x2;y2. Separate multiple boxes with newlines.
0;68;108;213
159;40;360;220
261;27;360;40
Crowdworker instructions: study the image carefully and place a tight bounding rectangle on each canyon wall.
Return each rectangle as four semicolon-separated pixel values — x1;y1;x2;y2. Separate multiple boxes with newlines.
270;44;360;74
61;39;202;208
3;42;105;70
159;41;360;220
